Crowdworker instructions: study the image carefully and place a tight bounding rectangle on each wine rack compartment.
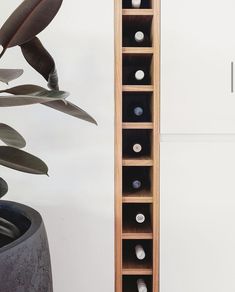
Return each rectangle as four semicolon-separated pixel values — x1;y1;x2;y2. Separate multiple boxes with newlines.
123;166;152;196
123;129;152;159
123;92;152;122
123;203;152;234
123;15;153;47
122;0;152;9
123;276;152;292
122;55;153;85
123;240;152;270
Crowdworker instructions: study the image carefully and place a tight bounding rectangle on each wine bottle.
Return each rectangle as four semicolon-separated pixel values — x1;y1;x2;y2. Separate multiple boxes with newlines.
132;0;141;8
133;143;142;153
132;180;142;189
135;70;145;81
136;213;145;224
135;31;145;43
135;244;146;260
137;279;148;292
133;106;144;117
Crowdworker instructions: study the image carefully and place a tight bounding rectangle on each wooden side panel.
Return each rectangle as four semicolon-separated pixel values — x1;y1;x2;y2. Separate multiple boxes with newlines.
115;0;123;291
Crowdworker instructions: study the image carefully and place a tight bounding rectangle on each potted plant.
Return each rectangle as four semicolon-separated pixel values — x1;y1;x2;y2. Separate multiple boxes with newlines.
0;1;96;291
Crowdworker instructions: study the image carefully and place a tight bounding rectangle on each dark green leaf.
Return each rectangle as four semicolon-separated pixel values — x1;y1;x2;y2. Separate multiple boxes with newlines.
44;100;98;125
0;0;63;58
0;85;69;98
0;123;26;148
0;84;96;124
0;85;69;107
20;37;59;90
0;84;45;95
0;69;23;84
0;177;8;198
0;146;48;175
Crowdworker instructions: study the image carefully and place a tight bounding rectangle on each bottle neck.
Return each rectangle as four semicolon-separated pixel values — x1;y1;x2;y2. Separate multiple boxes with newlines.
135;70;145;81
133;143;142;153
134;106;144;117
135;31;145;43
137;279;148;292
132;0;141;8
135;244;146;260
132;180;142;189
136;213;145;224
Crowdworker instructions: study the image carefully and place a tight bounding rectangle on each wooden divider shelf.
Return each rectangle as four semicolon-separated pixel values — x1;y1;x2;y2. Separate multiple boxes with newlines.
122;123;153;129
122;196;153;203
115;0;159;291
122;85;154;92
122;9;154;16
123;47;154;54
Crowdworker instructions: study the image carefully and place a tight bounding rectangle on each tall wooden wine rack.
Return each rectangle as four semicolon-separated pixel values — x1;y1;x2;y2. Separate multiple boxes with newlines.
115;0;160;291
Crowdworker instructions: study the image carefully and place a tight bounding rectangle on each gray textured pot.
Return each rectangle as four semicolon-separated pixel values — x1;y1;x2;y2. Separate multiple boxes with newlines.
0;201;53;292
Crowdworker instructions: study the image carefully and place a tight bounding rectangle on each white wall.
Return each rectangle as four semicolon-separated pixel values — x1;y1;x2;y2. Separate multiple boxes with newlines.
0;1;114;291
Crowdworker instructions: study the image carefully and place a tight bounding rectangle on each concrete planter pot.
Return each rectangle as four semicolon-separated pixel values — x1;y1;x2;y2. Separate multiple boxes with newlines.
0;201;53;292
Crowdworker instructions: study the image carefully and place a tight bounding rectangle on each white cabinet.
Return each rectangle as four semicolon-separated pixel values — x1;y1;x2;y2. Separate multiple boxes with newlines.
160;141;235;292
161;0;235;133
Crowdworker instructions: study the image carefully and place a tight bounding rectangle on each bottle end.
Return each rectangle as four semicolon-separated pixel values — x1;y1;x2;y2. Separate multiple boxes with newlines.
135;70;145;81
135;31;145;42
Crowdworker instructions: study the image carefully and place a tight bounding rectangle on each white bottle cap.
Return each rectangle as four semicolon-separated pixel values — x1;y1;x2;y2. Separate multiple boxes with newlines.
134;107;144;116
132;180;142;189
135;31;145;43
133;143;142;153
135;244;146;260
136;213;145;224
135;70;145;81
132;0;141;8
137;279;148;292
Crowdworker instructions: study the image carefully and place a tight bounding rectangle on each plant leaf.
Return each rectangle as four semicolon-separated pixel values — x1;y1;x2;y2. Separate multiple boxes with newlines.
0;84;45;95
0;69;23;84
0;86;69;107
0;177;8;198
0;146;48;175
0;123;26;148
44;100;98;125
0;85;96;124
0;0;63;58
20;37;59;90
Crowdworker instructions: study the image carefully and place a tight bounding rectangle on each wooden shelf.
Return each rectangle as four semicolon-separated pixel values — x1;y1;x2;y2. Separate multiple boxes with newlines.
123;158;153;166
122;9;154;16
122;122;153;129
122;232;153;240
122;85;154;92
123;47;154;54
122;196;153;203
122;268;153;275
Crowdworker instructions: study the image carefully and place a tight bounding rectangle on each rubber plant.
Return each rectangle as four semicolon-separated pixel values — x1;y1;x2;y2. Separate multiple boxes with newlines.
0;0;96;240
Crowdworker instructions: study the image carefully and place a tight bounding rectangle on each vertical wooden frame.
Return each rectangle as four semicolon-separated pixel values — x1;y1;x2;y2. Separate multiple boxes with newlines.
115;1;160;291
152;0;160;291
115;0;123;291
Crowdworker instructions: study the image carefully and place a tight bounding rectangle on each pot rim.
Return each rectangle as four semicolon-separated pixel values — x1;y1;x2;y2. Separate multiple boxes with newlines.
0;200;42;253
